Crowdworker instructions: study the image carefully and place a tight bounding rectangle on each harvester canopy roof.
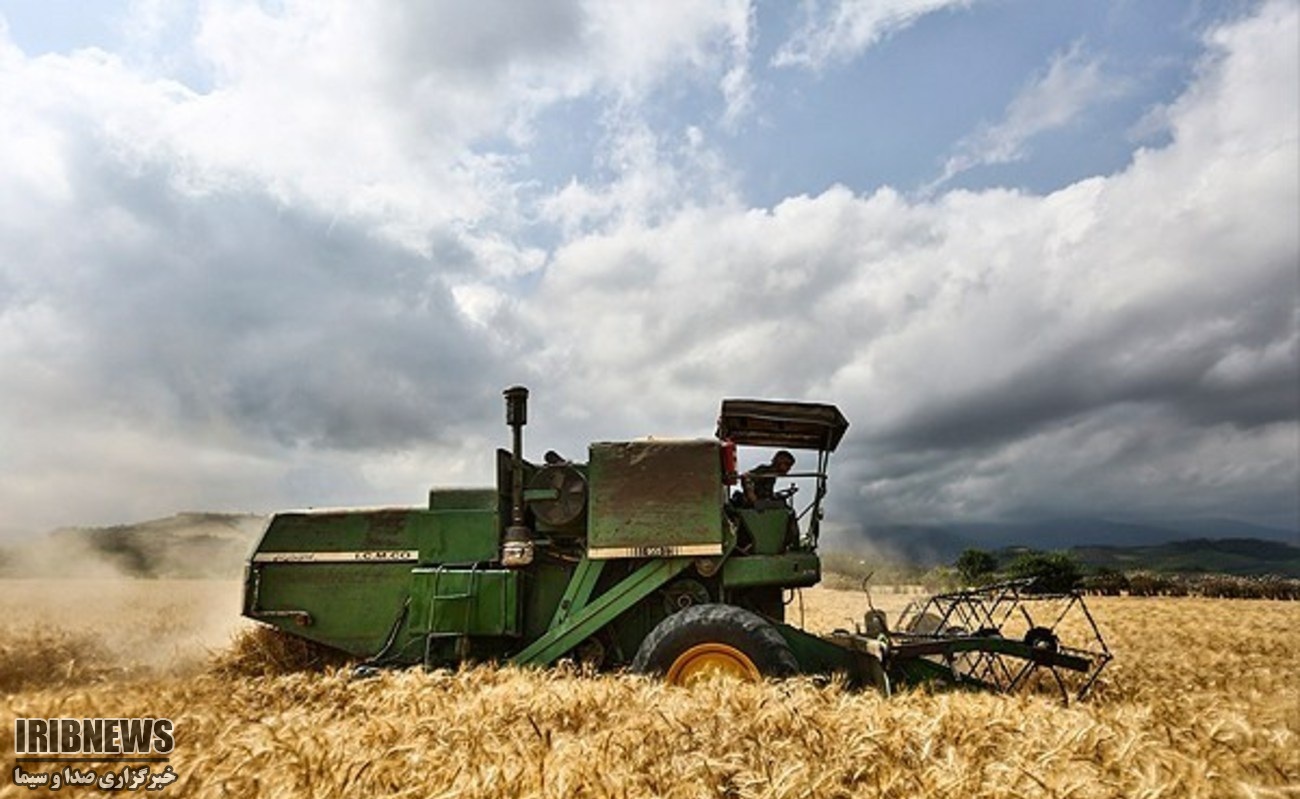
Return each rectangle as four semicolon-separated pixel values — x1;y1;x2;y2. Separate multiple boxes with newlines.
715;399;849;452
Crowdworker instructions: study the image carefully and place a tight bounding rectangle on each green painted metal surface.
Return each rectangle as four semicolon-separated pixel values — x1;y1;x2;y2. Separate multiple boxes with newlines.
548;557;606;629
256;509;416;555
774;623;888;690
517;561;570;640
245;506;502;657
586;440;724;558
886;654;988;690
723;552;820;589
254;507;499;565
510;558;691;667
410;568;520;636
428;487;498;511
411;510;499;563
247;562;412;655
735;507;791;554
890;637;1093;673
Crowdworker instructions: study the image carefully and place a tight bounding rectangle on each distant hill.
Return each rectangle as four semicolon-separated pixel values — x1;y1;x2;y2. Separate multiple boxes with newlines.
832;532;1300;579
852;517;1298;565
1070;538;1300;578
950;517;1298;550
0;512;266;578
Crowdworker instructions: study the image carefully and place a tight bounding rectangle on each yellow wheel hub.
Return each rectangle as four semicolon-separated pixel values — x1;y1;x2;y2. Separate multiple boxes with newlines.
665;643;761;685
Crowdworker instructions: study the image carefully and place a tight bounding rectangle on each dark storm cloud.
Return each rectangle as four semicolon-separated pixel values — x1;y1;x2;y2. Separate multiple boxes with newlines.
881;305;1298;452
3;145;510;452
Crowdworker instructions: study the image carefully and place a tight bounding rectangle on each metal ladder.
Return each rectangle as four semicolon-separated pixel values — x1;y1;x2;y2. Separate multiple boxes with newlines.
422;564;481;664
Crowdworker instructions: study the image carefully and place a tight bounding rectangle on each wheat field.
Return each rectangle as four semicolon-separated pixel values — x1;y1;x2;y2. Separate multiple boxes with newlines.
1;579;1296;798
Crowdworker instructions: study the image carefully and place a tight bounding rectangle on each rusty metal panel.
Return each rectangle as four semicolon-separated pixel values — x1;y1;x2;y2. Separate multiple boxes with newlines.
586;439;724;559
716;399;849;451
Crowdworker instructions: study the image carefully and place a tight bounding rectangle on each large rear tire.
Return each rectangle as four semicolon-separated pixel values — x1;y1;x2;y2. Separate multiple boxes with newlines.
631;604;799;685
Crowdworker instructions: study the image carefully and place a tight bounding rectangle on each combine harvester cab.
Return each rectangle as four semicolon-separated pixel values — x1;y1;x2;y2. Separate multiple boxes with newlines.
243;387;1110;699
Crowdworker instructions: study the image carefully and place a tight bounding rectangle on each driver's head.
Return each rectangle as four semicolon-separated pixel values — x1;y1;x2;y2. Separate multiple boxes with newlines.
773;450;795;473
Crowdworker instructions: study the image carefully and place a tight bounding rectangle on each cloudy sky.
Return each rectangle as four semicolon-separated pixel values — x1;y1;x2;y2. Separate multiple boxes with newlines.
0;0;1296;542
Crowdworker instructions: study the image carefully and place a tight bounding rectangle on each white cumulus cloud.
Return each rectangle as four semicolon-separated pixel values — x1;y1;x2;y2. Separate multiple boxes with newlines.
773;0;978;70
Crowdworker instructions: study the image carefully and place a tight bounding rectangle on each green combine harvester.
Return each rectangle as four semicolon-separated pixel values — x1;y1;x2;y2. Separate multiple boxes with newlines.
244;387;1110;698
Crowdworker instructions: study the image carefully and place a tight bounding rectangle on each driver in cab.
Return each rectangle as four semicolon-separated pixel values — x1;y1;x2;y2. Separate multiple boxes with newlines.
740;450;796;506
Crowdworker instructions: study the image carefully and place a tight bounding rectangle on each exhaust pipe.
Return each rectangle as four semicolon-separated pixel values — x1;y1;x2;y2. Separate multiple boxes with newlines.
502;385;534;567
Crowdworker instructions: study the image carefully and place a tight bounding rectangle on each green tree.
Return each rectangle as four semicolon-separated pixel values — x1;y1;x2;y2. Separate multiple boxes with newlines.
1005;551;1083;593
955;549;998;585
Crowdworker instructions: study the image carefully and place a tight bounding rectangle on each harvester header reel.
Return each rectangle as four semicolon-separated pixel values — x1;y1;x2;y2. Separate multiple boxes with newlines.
846;579;1112;702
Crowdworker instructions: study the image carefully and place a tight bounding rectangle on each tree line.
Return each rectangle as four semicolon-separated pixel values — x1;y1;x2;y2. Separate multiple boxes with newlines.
953;549;1300;600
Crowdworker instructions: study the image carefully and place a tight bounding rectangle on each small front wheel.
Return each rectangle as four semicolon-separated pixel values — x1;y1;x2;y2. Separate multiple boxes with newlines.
631;604;799;685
